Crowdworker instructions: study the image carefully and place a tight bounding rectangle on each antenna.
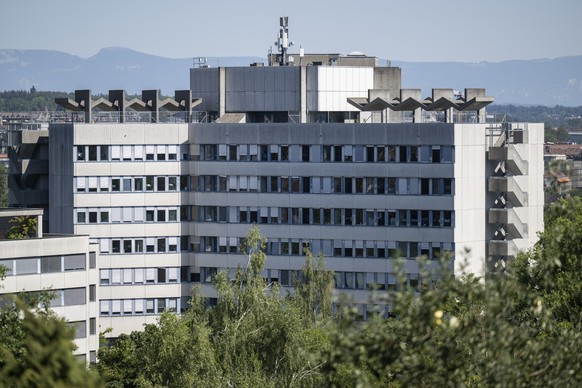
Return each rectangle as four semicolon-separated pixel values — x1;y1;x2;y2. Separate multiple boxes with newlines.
274;16;294;66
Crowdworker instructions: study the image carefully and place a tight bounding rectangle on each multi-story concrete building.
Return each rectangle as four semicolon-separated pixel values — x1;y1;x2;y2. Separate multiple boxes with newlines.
0;208;99;362
8;19;544;334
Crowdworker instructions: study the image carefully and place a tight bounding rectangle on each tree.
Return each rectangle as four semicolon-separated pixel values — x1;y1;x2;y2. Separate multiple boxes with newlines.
556;126;570;142
97;225;332;387
545;123;557;143
0;288;101;386
6;216;37;239
291;249;334;323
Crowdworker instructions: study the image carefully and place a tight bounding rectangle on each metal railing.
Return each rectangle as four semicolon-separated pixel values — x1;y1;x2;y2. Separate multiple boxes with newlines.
1;110;209;124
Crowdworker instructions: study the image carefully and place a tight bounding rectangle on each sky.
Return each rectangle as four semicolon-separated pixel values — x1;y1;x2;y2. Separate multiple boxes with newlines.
1;0;581;63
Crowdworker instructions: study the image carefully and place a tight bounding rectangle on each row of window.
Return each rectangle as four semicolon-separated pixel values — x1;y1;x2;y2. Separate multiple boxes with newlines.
201;237;452;260
75;145;186;162
100;298;180;316
199;206;453;228
0;253;94;276
76;207;180;224
99;267;180;285
200;144;454;164
199;267;439;291
49;286;96;307
75;176;183;193
98;237;181;254
197;175;454;196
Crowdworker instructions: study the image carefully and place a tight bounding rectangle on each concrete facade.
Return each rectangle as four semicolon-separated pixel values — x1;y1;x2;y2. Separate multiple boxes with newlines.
0;208;99;363
6;44;544;336
40;117;543;332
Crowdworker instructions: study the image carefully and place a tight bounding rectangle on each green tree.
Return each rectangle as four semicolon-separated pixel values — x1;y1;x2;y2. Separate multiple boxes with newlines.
6;215;37;239
556;126;570;142
545;123;557;143
0;290;101;386
291;249;335;323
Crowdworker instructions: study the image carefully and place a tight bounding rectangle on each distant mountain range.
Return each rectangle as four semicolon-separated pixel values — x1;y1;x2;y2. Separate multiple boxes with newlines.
1;47;581;106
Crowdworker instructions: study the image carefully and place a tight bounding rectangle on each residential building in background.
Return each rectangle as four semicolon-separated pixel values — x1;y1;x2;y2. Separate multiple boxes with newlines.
0;208;99;363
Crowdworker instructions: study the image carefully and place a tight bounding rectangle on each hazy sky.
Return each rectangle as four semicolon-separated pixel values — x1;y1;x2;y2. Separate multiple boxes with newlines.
1;0;581;62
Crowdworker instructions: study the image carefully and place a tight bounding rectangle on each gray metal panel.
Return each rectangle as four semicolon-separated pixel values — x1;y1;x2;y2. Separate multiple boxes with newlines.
233;68;245;92
244;92;256;111
265;67;275;90
244;68;255;92
255;92;266;111
254;70;265;92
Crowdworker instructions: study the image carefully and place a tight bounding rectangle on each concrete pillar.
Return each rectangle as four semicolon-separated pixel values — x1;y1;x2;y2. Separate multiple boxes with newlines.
109;90;126;123
75;89;92;123
413;108;422;123
300;66;307;123
36;214;43;238
445;107;454;123
219;67;226;118
175;90;193;123
142;90;159;123
478;108;487;123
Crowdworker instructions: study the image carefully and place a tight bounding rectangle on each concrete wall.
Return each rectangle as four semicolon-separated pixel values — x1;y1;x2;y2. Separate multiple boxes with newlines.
306;67;374;112
190;67;220;113
49;124;74;234
0;235;99;363
225;67;300;112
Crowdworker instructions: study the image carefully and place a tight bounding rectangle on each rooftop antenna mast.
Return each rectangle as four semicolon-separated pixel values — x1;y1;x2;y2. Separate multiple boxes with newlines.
274;16;294;66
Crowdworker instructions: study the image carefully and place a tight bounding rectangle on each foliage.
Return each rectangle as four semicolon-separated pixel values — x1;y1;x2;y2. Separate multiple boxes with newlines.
0;89;72;112
97;212;582;387
0;294;101;386
489;104;582;130
0;89;166;113
291;249;335;323
6;215;37;239
98;225;334;387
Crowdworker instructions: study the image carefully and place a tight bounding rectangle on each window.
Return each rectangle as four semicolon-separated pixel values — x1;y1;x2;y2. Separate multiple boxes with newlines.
111;145;121;160
89;211;97;223
90;318;96;335
123;178;132;192
100;146;109;161
112;240;121;253
111;179;120;192
157;210;166;222
124;240;132;253
41;256;61;273
69;321;86;339
89;285;96;302
100;211;109;223
100;177;109;192
76;146;86;161
64;288;86;306
77;211;86;223
64;254;85;271
168;177;177;191
157;177;166;191
302;145;310;162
